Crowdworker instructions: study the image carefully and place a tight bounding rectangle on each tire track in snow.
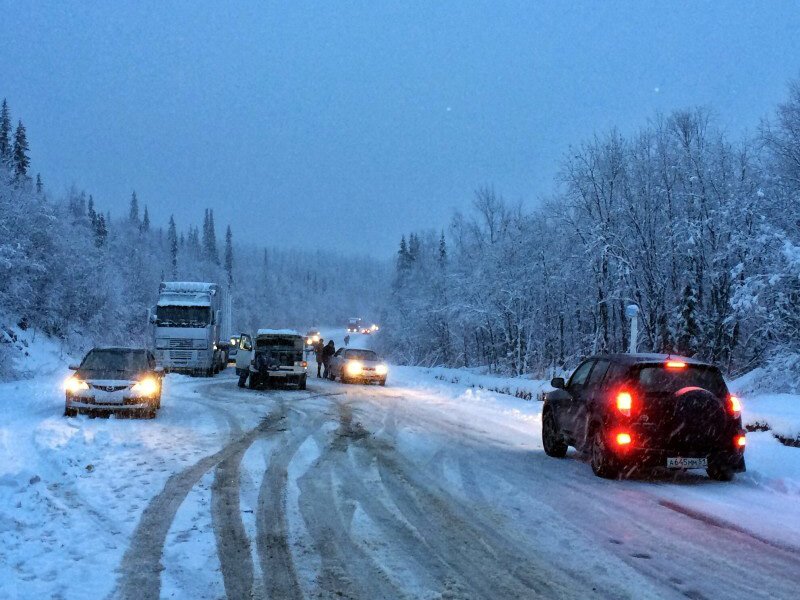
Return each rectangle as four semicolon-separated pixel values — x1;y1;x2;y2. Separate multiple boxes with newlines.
113;388;342;600
255;406;328;600
114;423;270;600
209;426;276;599
295;402;409;599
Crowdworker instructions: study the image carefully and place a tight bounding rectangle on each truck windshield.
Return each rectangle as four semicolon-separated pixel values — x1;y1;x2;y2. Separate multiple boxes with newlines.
156;306;211;327
636;365;727;398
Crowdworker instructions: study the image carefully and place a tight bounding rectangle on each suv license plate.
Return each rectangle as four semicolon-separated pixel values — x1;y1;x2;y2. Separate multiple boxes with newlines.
667;457;708;469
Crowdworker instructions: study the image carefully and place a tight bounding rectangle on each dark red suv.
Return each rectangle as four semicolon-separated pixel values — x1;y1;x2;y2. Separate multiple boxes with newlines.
542;354;746;480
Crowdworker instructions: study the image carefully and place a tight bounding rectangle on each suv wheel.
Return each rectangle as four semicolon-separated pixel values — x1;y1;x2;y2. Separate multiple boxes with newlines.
591;430;620;479
248;374;260;390
542;409;568;458
299;375;307;390
707;461;734;482
64;406;77;418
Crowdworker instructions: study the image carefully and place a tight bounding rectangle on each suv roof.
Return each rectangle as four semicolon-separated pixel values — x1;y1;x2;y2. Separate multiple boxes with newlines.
585;353;712;367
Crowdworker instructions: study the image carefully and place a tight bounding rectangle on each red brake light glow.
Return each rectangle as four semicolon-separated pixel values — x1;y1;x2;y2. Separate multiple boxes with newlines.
616;391;633;416
665;361;687;369
729;395;742;417
616;432;632;446
735;434;746;448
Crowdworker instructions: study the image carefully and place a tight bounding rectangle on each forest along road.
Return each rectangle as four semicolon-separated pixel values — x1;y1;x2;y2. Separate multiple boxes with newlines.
102;371;800;600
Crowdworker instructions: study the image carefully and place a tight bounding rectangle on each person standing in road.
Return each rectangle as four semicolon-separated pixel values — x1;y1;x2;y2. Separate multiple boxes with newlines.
322;340;335;379
344;334;350;347
314;338;325;378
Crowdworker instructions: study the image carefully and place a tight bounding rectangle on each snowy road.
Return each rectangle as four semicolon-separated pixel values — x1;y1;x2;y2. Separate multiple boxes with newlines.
3;367;800;599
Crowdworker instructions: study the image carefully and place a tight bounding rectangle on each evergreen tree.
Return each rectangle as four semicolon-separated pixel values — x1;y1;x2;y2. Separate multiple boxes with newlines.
12;121;30;178
188;225;202;259
408;233;420;262
128;191;139;226
167;215;178;278
397;235;410;270
224;225;234;287
88;195;97;227
438;231;447;266
95;214;108;247
141;205;150;232
203;208;219;264
0;99;10;163
35;173;43;194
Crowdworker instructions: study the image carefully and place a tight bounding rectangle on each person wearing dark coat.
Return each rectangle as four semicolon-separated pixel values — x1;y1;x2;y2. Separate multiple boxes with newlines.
322;340;335;379
314;338;325;378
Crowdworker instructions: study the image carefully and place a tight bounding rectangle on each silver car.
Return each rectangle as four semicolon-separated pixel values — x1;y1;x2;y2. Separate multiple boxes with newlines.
328;348;388;385
64;347;164;418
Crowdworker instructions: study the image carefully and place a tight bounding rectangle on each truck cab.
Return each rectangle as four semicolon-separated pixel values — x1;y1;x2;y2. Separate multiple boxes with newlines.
151;282;228;376
235;329;307;389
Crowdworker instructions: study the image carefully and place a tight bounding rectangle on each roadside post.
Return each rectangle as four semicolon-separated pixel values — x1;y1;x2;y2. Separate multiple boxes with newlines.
625;304;639;354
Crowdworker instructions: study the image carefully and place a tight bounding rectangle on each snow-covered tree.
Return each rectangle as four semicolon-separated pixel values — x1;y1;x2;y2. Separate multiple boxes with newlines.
12;121;30;179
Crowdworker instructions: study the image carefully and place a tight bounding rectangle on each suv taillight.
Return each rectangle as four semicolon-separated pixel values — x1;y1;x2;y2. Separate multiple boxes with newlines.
616;391;633;417
728;395;742;418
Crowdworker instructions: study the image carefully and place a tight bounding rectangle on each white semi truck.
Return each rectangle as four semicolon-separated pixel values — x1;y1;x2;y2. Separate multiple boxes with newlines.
150;281;230;376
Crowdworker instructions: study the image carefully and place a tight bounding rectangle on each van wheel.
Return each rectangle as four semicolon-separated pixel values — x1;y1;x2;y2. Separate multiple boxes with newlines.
591;430;620;479
542;409;568;458
707;461;735;481
248;374;260;389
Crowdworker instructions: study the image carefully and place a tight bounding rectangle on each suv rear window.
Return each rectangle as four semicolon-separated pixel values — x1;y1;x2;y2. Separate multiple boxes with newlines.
634;364;727;398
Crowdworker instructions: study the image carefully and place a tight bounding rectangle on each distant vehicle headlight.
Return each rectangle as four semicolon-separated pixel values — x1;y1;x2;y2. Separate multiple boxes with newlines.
306;337;313;345
65;377;89;394
375;364;388;376
346;361;363;376
132;378;159;396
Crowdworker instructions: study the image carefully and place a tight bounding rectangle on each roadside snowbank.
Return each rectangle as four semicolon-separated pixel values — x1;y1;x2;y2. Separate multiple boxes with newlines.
395;365;551;401
731;375;800;444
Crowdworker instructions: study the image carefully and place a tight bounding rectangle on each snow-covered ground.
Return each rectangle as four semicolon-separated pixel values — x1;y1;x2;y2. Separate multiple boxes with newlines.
2;330;800;598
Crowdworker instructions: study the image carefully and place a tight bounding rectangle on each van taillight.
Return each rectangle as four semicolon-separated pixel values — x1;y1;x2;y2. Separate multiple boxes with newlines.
616;391;633;416
728;395;742;417
735;434;746;448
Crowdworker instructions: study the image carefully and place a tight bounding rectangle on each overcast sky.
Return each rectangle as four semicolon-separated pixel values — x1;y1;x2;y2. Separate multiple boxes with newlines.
2;1;799;255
